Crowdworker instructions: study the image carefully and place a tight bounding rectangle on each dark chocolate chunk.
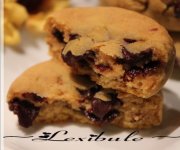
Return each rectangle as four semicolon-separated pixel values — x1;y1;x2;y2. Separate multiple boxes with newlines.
22;93;45;103
84;110;100;122
123;67;144;82
83;50;96;63
115;47;161;81
62;51;76;67
103;109;119;121
119;47;153;66
108;92;123;105
62;50;96;69
17;0;44;14
77;84;121;123
116;47;153;68
69;34;80;40
91;98;112;120
9;98;40;128
84;98;120;122
144;60;161;74
52;28;65;43
123;60;161;81
95;64;112;72
79;87;121;123
124;38;137;44
62;51;89;68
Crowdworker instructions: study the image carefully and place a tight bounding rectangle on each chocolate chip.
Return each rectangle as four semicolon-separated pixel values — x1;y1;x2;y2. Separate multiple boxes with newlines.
17;0;44;14
62;51;89;69
91;98;112;120
62;50;96;69
84;98;120;123
123;61;161;81
69;34;80;40
89;85;102;95
62;51;76;67
79;87;121;123
103;109;119;121
22;93;45;103
116;47;161;81
84;110;100;122
95;64;112;72
124;38;137;44
123;67;143;82
52;28;65;43
108;92;123;105
9;98;40;128
144;60;161;74
83;50;96;63
121;47;153;65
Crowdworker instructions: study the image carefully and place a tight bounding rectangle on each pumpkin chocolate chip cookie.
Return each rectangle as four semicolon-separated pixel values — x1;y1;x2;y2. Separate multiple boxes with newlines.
45;7;175;98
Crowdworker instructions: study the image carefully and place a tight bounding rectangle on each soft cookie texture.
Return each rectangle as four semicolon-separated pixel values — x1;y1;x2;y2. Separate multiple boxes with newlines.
7;60;163;128
101;0;180;31
45;7;175;98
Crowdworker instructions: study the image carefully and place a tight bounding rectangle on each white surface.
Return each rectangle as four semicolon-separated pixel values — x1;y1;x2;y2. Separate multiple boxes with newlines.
3;0;180;149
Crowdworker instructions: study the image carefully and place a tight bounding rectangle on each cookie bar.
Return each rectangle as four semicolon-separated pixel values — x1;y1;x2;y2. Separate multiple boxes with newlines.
45;7;175;98
7;60;163;128
101;0;180;31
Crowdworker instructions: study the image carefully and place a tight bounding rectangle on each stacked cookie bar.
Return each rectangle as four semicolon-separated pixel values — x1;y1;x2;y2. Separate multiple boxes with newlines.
7;7;175;128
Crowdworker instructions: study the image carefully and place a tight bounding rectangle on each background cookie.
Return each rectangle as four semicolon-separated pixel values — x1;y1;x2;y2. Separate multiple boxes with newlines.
101;0;180;31
45;7;175;98
171;32;180;67
101;0;148;12
146;0;180;31
4;0;28;46
7;60;163;128
4;0;69;47
23;0;70;34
